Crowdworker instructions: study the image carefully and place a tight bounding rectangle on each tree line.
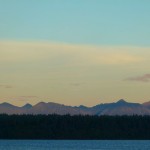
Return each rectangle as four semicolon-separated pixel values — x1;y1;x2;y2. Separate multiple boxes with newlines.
0;114;150;139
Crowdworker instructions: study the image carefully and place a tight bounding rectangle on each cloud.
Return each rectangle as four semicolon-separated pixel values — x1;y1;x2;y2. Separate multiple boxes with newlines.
19;96;39;98
0;41;145;66
0;85;13;88
11;96;39;101
125;74;150;82
88;52;143;65
70;82;85;87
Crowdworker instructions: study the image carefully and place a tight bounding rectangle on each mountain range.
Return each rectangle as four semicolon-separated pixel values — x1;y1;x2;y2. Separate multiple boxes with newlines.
1;99;150;115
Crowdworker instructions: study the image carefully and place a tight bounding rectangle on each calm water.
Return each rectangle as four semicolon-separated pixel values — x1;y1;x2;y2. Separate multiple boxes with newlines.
0;140;149;150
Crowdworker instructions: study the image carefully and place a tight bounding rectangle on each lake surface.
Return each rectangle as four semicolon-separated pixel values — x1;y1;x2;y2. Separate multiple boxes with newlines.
0;140;149;150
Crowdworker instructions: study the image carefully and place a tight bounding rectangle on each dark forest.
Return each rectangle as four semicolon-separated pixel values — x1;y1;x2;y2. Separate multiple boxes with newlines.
0;114;150;139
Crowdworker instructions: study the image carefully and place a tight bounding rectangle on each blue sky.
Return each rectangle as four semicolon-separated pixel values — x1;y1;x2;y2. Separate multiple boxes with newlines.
0;0;150;46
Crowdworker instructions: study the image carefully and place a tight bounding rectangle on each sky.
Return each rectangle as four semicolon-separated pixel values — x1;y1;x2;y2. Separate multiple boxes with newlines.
0;0;150;106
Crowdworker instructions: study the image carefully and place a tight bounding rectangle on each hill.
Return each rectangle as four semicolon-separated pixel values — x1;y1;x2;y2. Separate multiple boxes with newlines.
1;99;150;115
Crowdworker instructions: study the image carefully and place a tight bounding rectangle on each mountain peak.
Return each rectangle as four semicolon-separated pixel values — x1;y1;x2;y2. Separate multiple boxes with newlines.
142;101;150;108
22;103;32;109
116;99;127;104
0;102;15;107
34;102;47;107
78;105;87;109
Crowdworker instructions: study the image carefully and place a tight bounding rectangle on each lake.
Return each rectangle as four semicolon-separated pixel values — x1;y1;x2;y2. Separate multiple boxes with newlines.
0;140;149;150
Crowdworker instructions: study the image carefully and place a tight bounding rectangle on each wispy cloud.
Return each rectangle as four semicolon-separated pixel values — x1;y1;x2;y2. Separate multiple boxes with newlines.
0;41;145;66
125;74;150;82
70;82;85;87
19;96;38;98
11;96;39;101
0;85;13;88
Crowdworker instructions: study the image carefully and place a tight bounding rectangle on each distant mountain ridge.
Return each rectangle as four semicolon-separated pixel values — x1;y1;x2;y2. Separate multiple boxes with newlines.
0;99;150;115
